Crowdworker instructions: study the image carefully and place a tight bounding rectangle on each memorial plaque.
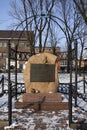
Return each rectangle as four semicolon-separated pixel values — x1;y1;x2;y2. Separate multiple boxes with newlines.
30;64;55;82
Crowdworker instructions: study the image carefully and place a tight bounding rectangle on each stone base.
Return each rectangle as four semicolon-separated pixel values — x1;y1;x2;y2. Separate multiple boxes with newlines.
0;121;9;127
23;93;62;102
15;93;68;111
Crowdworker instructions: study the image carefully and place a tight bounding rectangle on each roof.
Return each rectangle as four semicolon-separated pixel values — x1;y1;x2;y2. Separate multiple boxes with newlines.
84;57;87;60
0;30;34;40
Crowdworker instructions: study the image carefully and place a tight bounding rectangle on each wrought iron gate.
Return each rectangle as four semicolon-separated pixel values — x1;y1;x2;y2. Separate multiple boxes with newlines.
69;40;87;129
8;40;30;125
7;39;87;129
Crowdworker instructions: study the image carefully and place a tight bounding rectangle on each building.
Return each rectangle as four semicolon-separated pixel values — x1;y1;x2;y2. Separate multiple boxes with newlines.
84;48;87;71
59;52;68;72
0;30;60;72
84;58;87;71
0;30;34;72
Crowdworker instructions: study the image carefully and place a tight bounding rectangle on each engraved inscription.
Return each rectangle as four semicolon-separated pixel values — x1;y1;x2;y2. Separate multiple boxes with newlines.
30;64;55;82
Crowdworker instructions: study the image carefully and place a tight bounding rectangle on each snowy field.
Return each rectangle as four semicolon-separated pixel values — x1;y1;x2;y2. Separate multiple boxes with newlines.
0;72;87;130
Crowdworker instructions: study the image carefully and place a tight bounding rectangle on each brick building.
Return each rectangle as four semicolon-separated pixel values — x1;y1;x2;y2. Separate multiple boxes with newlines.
0;30;34;71
0;30;60;72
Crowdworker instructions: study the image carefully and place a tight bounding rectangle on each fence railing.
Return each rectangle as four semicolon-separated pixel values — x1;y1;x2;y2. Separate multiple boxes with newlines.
0;74;87;99
0;75;26;97
0;74;87;127
0;75;4;96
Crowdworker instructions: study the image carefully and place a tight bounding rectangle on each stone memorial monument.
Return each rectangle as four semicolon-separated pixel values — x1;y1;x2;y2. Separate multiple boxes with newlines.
23;53;59;93
15;53;68;111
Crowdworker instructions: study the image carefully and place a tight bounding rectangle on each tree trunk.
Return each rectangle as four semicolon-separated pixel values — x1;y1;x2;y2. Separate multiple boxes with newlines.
67;45;71;73
39;31;42;53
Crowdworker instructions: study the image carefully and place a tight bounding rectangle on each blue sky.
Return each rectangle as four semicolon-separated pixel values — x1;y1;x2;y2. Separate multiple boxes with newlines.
0;0;12;30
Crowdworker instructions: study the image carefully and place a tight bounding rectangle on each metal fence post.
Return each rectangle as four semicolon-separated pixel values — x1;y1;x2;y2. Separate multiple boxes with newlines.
83;75;85;93
2;75;4;94
69;44;72;126
15;45;17;100
75;40;78;107
8;41;12;125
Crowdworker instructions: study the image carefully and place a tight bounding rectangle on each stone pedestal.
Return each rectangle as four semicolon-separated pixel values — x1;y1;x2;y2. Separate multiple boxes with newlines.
15;93;68;111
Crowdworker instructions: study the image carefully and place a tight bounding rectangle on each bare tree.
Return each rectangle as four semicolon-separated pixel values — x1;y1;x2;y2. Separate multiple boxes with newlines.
73;0;87;24
9;0;56;53
73;0;87;74
49;24;59;55
22;0;35;55
27;0;56;52
77;23;87;74
9;0;87;69
53;0;80;72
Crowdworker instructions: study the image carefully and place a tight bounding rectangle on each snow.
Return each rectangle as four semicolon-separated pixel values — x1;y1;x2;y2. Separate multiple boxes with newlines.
0;72;87;129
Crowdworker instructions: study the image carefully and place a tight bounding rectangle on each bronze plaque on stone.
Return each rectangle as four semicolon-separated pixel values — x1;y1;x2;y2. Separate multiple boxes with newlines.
30;64;55;82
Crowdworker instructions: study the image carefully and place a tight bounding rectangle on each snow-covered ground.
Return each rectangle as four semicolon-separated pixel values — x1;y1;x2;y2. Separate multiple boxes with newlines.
0;72;87;130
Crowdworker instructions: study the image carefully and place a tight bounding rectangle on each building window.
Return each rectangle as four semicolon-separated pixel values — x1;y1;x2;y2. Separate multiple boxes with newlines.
61;60;67;66
19;42;25;47
2;63;5;69
0;43;2;47
3;53;7;58
11;43;15;47
26;43;30;47
0;53;2;58
3;43;7;47
19;64;23;70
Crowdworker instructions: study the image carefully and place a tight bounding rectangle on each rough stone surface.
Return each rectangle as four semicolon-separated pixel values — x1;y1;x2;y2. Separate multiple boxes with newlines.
23;53;58;93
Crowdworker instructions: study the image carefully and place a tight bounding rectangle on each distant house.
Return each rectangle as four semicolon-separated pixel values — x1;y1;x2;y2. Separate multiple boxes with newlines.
84;58;87;71
59;51;87;72
60;52;68;72
84;48;87;71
